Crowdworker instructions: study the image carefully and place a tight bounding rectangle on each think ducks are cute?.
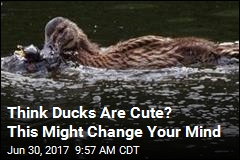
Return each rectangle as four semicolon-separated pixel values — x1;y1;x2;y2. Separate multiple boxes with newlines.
41;17;239;69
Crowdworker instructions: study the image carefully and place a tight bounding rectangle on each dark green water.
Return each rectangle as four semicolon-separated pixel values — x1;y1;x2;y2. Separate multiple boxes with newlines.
1;1;239;159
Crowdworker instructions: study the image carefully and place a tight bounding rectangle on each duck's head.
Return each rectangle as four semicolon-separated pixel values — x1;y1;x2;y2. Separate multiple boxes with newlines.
40;17;98;65
2;17;98;74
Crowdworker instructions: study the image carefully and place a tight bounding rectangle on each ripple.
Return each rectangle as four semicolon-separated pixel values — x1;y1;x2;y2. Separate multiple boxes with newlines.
1;64;239;141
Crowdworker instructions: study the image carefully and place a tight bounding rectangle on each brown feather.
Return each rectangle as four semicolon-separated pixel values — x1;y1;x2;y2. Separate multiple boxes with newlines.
44;17;239;69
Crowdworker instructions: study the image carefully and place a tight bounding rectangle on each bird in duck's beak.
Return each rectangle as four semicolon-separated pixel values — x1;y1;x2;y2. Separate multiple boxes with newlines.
2;44;63;74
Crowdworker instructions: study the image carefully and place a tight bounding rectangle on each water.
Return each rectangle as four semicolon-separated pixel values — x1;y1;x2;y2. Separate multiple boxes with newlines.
1;1;239;159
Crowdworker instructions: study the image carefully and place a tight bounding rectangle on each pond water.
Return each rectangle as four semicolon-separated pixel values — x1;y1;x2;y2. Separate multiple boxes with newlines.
1;1;239;159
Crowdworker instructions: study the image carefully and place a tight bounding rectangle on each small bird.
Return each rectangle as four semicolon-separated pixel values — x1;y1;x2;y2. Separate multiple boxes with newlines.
40;17;239;70
14;44;41;63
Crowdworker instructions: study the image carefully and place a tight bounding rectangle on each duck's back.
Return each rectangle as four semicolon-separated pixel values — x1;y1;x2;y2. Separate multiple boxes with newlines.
97;36;238;69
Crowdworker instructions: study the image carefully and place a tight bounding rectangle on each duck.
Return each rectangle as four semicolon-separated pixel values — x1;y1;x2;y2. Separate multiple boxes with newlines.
40;17;239;70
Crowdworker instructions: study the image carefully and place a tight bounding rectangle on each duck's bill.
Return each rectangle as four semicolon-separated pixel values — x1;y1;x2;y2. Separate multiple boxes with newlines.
40;44;62;70
1;44;62;74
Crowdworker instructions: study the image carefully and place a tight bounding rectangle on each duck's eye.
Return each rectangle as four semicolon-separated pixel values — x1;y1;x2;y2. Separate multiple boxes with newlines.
58;26;65;34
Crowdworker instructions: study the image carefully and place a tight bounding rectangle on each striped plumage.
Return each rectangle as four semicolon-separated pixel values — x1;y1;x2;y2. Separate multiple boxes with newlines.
42;17;239;69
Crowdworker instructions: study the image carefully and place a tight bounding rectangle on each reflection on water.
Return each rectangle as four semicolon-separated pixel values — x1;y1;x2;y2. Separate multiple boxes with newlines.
1;1;239;159
1;65;239;159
